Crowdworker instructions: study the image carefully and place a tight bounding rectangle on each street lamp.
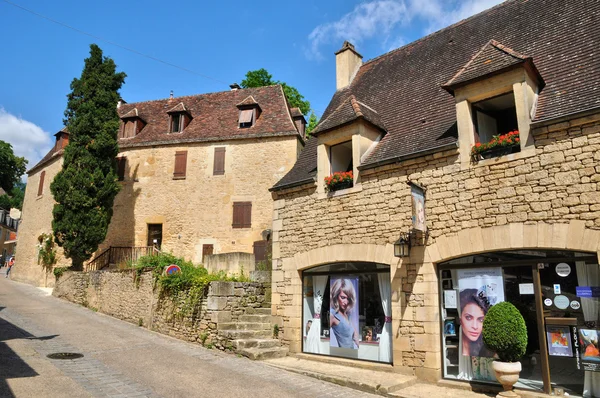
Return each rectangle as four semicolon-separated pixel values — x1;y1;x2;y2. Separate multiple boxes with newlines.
394;233;411;258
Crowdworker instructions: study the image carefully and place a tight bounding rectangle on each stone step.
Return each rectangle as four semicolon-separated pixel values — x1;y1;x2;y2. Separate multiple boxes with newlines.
237;346;288;361
233;339;280;350
218;329;272;340
218;322;271;331
238;314;272;323
245;307;272;315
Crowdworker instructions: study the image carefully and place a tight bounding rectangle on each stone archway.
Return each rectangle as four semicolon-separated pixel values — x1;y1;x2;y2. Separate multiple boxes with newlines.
426;220;600;264
289;243;399;271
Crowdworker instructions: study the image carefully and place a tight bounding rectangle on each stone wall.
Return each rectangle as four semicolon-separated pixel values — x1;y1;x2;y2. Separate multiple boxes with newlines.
271;112;600;380
13;156;69;288
204;252;255;276
53;270;268;350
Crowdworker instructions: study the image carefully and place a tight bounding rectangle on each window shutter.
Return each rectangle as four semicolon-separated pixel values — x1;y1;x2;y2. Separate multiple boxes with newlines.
233;202;242;228
38;171;46;196
213;147;226;175
124;121;135;138
243;202;252;228
173;151;187;178
117;157;127;181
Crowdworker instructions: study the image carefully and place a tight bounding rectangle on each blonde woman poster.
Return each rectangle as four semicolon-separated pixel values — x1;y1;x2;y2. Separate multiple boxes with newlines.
329;277;360;349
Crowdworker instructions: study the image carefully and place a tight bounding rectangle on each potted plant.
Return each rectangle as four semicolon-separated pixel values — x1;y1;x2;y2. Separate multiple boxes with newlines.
482;301;528;397
324;171;353;192
471;130;520;162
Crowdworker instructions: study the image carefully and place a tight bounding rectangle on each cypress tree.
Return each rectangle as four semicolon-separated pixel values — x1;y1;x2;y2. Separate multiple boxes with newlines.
51;44;126;270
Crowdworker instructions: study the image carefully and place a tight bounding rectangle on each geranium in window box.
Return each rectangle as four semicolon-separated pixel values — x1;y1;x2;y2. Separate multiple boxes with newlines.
325;171;354;192
471;130;521;162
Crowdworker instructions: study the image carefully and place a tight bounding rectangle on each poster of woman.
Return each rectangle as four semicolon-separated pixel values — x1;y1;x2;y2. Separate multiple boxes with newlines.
329;277;360;349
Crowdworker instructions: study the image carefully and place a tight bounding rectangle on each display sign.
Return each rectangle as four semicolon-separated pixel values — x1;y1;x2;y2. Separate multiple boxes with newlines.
519;283;534;295
579;329;600;372
554;284;561;294
329;276;360;349
554;295;570;310
556;263;572;277
546;326;574;357
444;290;457;309
164;264;181;275
410;184;426;232
576;286;600;298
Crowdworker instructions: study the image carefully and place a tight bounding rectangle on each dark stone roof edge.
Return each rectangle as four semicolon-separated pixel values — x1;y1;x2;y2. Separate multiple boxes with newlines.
312;117;386;137
359;141;459;171
270;177;316;192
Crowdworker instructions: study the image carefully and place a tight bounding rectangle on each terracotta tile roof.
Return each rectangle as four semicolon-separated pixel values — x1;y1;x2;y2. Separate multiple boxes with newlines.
290;108;303;118
312;95;386;135
29;85;299;174
443;40;530;90
274;0;600;190
118;85;297;148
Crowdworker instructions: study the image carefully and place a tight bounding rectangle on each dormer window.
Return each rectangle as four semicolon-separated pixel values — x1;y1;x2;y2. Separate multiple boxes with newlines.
167;102;192;134
119;108;145;139
236;96;261;129
442;40;544;165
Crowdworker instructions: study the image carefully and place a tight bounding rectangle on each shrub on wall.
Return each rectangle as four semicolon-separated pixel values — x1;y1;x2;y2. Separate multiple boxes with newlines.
482;301;527;363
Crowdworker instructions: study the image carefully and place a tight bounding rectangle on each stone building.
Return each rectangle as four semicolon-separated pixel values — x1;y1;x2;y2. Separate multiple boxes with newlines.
0;208;19;263
270;0;600;396
15;85;305;287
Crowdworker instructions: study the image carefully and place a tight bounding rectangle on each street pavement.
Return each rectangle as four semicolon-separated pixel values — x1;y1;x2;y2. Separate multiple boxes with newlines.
0;276;379;398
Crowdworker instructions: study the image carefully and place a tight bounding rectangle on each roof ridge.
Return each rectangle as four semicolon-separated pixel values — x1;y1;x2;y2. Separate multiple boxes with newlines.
444;39;496;86
349;95;363;117
489;39;529;60
362;0;520;68
314;95;356;129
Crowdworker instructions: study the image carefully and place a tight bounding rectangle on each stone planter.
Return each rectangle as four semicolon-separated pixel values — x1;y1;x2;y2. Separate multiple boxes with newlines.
472;144;520;161
327;180;353;192
492;361;522;397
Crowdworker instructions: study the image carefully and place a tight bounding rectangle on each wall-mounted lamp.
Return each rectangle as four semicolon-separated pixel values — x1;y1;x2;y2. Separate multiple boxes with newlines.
394;232;411;258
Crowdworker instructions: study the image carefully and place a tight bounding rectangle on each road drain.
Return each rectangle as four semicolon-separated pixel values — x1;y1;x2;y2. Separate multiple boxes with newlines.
47;352;84;360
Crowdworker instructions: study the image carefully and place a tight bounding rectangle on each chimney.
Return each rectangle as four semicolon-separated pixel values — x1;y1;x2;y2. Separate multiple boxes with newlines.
230;83;241;91
335;41;362;90
169;90;174;99
117;98;127;109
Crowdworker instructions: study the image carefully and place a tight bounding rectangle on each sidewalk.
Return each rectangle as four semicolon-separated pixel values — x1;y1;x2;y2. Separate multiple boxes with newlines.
264;355;551;398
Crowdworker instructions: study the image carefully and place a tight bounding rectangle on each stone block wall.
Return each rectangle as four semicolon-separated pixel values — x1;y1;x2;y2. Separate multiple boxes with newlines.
53;270;268;350
204;252;255;276
271;112;600;379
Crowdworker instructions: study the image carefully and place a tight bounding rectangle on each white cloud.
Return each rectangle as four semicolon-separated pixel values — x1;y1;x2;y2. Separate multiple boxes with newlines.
307;0;504;59
0;108;53;176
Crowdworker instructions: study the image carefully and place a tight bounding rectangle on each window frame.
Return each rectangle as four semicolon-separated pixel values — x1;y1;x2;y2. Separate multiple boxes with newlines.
173;150;188;179
239;109;255;128
232;201;252;229
37;170;46;197
170;113;185;133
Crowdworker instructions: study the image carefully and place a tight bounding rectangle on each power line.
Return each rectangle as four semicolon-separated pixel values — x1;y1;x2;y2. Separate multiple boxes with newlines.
1;0;229;86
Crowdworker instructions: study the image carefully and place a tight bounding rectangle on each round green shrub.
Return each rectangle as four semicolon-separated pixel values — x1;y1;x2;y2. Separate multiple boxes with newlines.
482;301;527;362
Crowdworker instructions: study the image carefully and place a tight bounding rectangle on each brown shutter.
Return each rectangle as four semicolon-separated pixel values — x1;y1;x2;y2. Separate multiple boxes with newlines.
124;121;135;138
232;202;242;228
243;202;252;228
202;244;214;262
173;151;187;179
213;147;226;175
117;157;126;181
38;171;46;196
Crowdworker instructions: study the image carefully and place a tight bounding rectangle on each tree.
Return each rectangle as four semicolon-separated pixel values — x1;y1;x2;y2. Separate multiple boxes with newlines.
0;182;26;210
0;141;27;193
305;112;319;137
50;44;126;270
241;68;311;115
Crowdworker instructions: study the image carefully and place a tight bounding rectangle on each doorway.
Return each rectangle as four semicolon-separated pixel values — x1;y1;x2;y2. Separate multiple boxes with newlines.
147;224;162;249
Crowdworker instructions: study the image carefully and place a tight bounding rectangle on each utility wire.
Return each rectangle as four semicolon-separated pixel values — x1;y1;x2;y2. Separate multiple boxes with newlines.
1;0;229;86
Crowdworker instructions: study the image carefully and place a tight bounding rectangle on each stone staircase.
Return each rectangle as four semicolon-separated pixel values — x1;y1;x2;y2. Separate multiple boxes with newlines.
217;307;288;360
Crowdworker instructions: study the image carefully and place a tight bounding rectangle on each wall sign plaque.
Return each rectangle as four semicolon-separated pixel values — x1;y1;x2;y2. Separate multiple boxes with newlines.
556;263;571;277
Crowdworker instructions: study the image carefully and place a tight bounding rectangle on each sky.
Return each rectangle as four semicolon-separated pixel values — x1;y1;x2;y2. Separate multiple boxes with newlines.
0;0;503;173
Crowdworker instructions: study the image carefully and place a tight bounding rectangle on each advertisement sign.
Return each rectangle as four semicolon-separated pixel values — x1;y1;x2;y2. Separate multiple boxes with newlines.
329;277;360;349
579;329;600;372
457;268;505;359
410;184;426;232
576;286;600;298
546;326;574;357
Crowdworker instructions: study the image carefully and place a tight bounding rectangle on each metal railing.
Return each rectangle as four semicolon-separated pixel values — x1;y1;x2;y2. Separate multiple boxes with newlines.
86;246;157;271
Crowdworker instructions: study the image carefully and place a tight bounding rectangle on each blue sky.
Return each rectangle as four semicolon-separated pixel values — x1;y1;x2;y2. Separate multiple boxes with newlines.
0;0;502;171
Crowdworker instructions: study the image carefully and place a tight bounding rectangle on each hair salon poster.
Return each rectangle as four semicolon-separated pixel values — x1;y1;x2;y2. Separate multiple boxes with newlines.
579;329;600;372
329;277;360;350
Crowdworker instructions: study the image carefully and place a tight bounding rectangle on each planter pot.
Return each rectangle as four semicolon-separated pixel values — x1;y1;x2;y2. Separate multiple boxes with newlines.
472;145;520;161
327;180;353;192
492;361;522;397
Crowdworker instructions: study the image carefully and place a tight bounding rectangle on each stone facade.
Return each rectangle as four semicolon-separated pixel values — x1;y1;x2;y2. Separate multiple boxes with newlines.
53;270;269;350
271;113;600;380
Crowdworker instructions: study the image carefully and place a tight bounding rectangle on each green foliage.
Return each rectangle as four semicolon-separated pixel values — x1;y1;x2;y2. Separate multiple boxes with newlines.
199;332;209;345
53;266;70;279
482;301;528;362
240;68;311;115
305;112;319;137
138;318;143;327
38;233;57;269
0;141;27;194
51;44;126;270
0;182;26;210
273;324;280;339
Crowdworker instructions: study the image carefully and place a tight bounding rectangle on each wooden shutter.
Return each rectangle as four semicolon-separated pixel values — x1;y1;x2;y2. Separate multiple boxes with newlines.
124;121;135;138
173;151;187;179
232;201;251;228
202;244;214;262
253;240;269;263
117;157;126;181
213;147;226;175
37;171;46;196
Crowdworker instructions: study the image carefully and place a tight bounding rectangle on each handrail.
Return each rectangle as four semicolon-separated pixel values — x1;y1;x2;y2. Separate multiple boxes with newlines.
86;247;111;271
85;246;157;271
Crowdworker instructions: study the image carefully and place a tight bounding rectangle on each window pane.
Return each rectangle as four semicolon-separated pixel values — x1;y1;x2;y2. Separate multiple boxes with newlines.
330;141;353;173
172;114;181;132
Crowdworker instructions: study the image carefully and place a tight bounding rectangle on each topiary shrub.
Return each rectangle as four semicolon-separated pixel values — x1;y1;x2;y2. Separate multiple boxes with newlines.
482;301;527;363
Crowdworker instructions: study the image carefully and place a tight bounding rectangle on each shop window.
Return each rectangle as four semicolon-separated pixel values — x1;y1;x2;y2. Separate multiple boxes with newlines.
302;262;392;364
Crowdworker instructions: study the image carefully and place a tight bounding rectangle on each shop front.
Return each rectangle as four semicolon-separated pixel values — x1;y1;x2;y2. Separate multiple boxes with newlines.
301;262;392;364
439;250;600;397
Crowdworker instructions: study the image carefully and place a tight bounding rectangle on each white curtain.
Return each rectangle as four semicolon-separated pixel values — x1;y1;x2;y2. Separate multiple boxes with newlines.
576;258;600;398
305;275;328;353
377;272;392;362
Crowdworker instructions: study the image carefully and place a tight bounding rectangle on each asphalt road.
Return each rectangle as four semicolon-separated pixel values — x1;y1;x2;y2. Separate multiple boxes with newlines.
0;276;376;398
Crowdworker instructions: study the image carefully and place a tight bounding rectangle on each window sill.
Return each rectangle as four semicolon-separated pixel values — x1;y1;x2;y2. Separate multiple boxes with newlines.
318;183;362;199
36;195;43;200
461;145;535;170
172;176;186;180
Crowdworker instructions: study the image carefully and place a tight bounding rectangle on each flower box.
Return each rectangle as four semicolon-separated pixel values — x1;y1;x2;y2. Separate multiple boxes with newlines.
325;171;354;192
471;130;521;162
